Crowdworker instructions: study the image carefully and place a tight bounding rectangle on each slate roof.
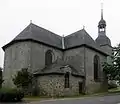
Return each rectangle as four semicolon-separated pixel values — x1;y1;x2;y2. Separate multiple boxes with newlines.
98;19;106;28
95;35;111;46
2;23;62;50
64;29;96;49
64;29;109;55
34;59;85;77
2;23;109;55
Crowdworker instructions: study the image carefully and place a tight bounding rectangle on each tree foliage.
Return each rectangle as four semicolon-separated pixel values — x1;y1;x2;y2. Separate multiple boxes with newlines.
0;68;3;88
12;68;33;88
103;43;120;81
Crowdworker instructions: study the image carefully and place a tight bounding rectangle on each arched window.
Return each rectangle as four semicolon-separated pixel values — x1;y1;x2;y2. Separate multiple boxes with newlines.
45;50;52;66
94;55;100;81
64;72;70;88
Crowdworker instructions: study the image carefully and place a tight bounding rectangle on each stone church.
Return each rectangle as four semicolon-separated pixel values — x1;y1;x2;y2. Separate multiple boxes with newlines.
2;8;112;96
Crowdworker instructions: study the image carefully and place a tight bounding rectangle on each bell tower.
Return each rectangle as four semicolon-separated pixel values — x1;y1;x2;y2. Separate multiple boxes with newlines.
98;3;106;36
95;3;112;64
96;3;111;47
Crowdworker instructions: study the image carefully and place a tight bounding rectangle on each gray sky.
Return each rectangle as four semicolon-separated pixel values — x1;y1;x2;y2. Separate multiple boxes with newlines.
0;0;119;67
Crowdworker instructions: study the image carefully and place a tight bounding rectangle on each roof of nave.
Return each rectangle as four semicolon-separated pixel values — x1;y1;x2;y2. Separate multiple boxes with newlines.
64;29;109;55
2;23;63;50
2;23;109;55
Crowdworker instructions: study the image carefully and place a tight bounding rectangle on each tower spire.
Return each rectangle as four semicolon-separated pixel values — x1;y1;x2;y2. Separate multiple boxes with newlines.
98;2;106;36
101;3;103;20
96;1;111;47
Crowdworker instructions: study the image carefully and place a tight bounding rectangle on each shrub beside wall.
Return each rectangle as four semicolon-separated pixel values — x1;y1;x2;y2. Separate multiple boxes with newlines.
0;88;24;102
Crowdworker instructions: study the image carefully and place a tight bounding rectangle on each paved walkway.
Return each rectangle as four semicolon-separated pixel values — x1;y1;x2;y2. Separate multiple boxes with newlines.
1;94;120;104
23;94;120;104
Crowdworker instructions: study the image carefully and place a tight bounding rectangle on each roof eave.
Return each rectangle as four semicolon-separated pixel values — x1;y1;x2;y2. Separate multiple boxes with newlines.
2;39;109;56
2;39;63;51
64;44;109;56
34;72;85;78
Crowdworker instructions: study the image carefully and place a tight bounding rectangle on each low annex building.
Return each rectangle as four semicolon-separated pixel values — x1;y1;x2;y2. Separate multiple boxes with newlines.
2;8;112;96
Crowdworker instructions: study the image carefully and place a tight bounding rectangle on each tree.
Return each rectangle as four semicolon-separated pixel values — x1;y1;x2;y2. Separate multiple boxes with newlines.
12;68;33;89
0;67;4;88
103;43;120;81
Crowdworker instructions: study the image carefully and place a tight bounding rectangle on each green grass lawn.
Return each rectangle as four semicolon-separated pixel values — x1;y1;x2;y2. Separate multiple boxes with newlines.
23;96;41;101
108;87;120;93
23;96;52;102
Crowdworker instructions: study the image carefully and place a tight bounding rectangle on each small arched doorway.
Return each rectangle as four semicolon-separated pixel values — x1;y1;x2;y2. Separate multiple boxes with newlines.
78;81;83;94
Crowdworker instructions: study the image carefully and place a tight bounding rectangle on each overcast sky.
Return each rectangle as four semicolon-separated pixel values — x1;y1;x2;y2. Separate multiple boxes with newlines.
0;0;119;67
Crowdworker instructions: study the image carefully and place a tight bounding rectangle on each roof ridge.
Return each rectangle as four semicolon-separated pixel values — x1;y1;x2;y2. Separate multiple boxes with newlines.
65;29;84;38
82;29;86;44
83;30;95;43
12;23;33;40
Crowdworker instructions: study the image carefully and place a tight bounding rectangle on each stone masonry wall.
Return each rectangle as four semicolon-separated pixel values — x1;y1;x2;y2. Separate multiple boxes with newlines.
31;42;63;72
3;41;31;87
85;47;107;93
3;41;63;88
63;47;85;73
100;45;113;64
37;74;83;97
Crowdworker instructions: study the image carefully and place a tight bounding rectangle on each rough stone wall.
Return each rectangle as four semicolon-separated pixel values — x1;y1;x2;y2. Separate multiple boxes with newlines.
3;41;31;87
85;47;107;93
37;75;83;97
3;39;108;94
63;47;85;73
3;41;63;87
30;42;63;72
100;45;112;55
100;45;113;64
63;46;107;93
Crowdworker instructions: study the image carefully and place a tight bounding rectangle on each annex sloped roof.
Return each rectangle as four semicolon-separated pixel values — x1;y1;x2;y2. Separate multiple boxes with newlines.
34;59;85;77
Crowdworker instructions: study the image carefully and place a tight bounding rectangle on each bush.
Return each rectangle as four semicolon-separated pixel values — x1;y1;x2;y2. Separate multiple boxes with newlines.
0;88;24;102
12;68;33;88
108;80;118;89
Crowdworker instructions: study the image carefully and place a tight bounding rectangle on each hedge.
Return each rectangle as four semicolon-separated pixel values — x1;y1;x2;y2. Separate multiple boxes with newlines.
0;88;24;102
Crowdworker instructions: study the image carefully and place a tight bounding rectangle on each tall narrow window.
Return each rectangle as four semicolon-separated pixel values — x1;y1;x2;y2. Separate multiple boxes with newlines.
94;55;100;81
64;72;70;88
45;50;52;66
